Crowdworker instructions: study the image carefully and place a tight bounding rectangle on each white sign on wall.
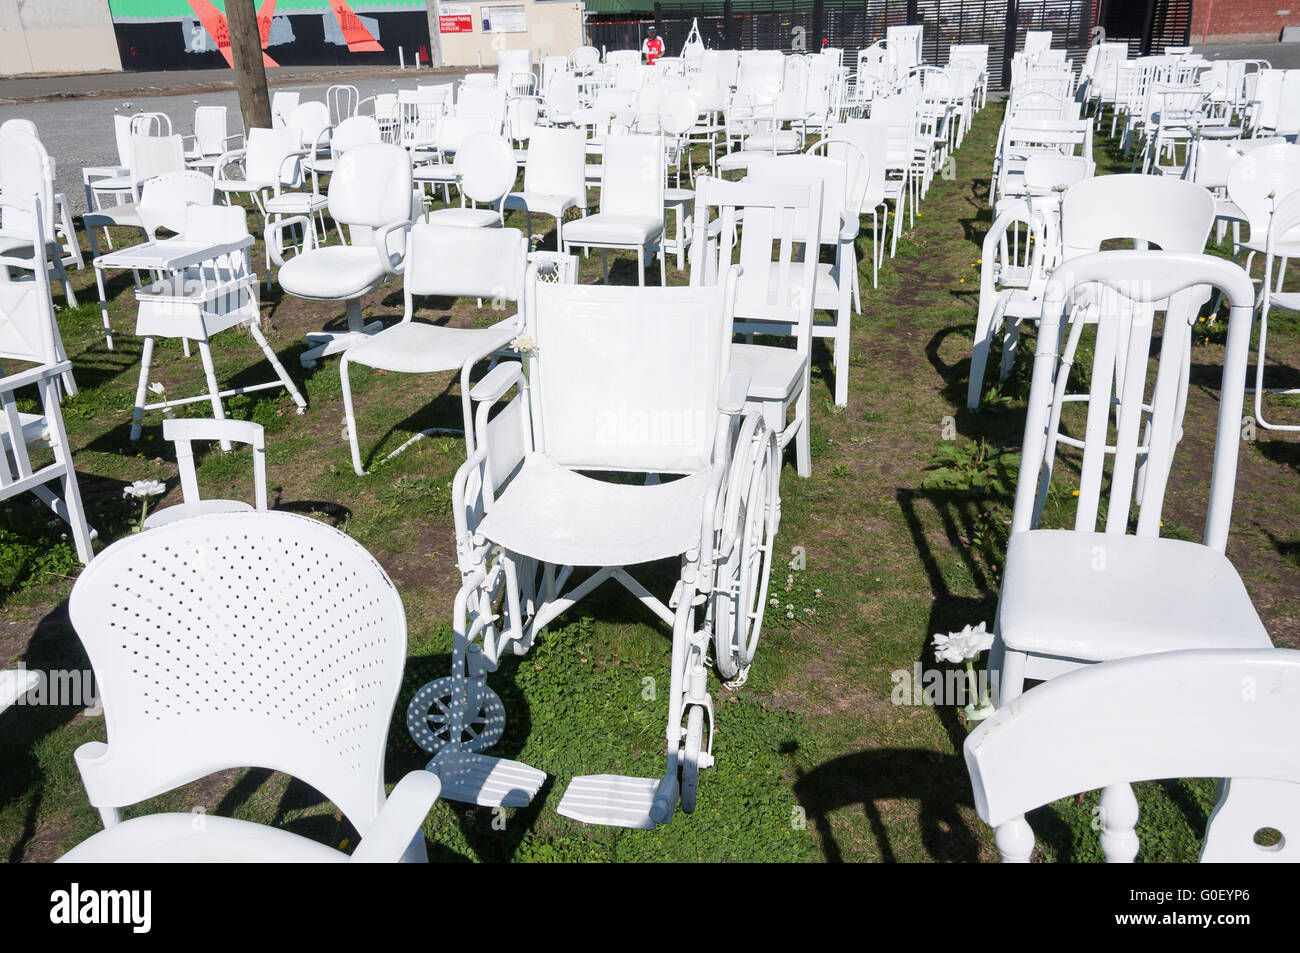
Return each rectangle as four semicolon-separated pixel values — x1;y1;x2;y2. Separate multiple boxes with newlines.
482;4;527;33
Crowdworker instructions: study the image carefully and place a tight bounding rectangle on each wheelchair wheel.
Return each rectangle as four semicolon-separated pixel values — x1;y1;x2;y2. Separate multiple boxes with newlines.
711;418;780;685
406;676;506;754
680;705;705;814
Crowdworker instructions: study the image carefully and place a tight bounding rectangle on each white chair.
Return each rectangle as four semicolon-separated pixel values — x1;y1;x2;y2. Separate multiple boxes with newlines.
57;510;442;863
1;120;84;276
424;134;516;228
141;418;267;528
1252;188;1300;431
747;153;856;406
0;129;79;309
692;175;822;478
503;128;587;254
327;84;360;126
340;225;530;474
273;143;414;367
413;114;500;204
563;133;666;285
270;90;300;128
833;118;892;288
967;648;1300;862
0;193;94;563
990;250;1271;713
213;126;305;226
183;105;243;172
129;205;306;441
408;271;781;829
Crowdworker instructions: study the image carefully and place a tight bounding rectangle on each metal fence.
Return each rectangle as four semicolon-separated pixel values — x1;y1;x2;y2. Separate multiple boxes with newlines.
585;0;1193;89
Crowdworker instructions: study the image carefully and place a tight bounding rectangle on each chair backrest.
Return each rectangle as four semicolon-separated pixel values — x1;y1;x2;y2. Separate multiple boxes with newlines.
598;134;663;219
286;101;331;151
404;224;527;307
0;130;54;242
328;143;413;230
692;176;822;348
747;153;846;249
1226;142;1300;239
965;648;1300;862
571;46;600;72
137;169;216;237
436;114;497;154
0;118;38;140
837;118;889;208
0;192;57;366
524;272;738;474
327;83;360;125
244;127;303;188
129;133;186;189
332;115;382;156
809;137;869;223
1013;251;1256;552
701;49;739;88
1021;154;1094;193
270;90;300;127
192;105;228;157
67;510;408;833
456;85;507;130
497;48;533;89
606;49;640;69
521;126;586;203
163;417;266;515
1061;174;1215;260
453;133;516;205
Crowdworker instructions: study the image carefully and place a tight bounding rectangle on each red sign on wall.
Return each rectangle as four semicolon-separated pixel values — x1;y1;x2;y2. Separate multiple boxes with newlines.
439;7;473;33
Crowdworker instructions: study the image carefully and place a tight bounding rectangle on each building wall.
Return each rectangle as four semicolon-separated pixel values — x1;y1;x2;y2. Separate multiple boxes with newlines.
0;0;123;76
434;0;583;67
1192;0;1300;43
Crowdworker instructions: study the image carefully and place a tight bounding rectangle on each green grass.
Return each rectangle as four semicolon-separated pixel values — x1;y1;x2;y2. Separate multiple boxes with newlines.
2;101;1298;862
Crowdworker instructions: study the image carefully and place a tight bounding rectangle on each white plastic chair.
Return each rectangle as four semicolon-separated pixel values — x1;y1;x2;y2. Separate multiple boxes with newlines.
0;193;94;563
272;142;414;367
183;105;243;172
692;175;822;478
503;127;587;251
340;225;531;474
141;418;267;528
213;126;305;226
408;270;780;830
563;133;666;285
423;134;516;228
58;510;442;863
129;204;306;441
270;90;301;128
990;250;1270;713
967;649;1300;862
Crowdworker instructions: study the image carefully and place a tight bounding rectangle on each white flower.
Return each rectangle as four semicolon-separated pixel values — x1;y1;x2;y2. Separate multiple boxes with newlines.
123;479;166;499
149;382;166;396
932;621;993;664
510;335;537;353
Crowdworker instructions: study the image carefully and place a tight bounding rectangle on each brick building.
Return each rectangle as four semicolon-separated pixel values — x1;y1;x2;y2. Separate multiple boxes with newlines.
1193;0;1300;43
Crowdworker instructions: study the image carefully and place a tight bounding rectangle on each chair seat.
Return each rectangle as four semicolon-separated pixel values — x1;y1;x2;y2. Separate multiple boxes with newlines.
344;319;515;374
502;192;580;219
663;187;695;204
730;341;807;401
0;409;48;452
562;213;663;246
999;530;1271;662
57;813;349;863
743;131;800;153
264;192;328;215
424;207;501;228
278;245;388;300
142;498;254;529
478;454;714;567
413;165;458;184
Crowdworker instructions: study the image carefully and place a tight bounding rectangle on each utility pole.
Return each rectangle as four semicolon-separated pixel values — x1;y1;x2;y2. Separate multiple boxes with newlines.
426;0;445;67
226;0;271;130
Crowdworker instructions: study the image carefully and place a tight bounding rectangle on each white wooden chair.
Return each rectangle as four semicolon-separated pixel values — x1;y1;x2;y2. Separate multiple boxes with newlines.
0;193;94;564
407;271;781;829
967;648;1300;862
990;250;1271;712
57;510;442;862
141;418;267;528
129;205;306;442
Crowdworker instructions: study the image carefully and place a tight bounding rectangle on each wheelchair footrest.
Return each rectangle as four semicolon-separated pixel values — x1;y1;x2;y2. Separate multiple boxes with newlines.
427;749;547;808
557;774;666;830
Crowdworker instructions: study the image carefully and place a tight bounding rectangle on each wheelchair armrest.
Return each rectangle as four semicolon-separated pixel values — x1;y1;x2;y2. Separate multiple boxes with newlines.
469;360;523;404
266;215;316;268
349;770;442;863
717;369;750;416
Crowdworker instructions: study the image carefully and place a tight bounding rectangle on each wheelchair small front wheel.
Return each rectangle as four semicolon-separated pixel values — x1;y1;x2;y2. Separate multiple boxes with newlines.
406;676;506;754
680;705;705;814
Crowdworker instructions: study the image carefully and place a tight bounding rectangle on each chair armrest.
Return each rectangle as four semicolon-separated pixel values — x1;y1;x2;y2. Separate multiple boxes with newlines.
469;360;523;403
349;770;442;863
2;360;72;393
372;220;411;276
213;148;247;184
266;215;316;267
717;369;750;415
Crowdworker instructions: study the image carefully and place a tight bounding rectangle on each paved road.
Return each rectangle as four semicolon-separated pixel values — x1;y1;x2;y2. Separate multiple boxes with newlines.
0;65;472;216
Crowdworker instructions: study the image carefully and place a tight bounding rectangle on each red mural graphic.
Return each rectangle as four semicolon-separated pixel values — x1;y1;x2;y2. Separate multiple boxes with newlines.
186;0;280;67
326;0;385;52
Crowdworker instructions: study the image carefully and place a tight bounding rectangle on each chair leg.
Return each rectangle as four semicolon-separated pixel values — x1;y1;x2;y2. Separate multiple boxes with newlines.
94;264;113;351
601;249;609;284
340;355;367;476
658;241;666;286
248;320;306;412
195;339;230;450
637;247;646;287
795;386;811;478
130;336;156;441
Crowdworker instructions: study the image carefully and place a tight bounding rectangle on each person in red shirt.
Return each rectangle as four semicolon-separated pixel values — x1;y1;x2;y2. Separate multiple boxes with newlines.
641;26;665;65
